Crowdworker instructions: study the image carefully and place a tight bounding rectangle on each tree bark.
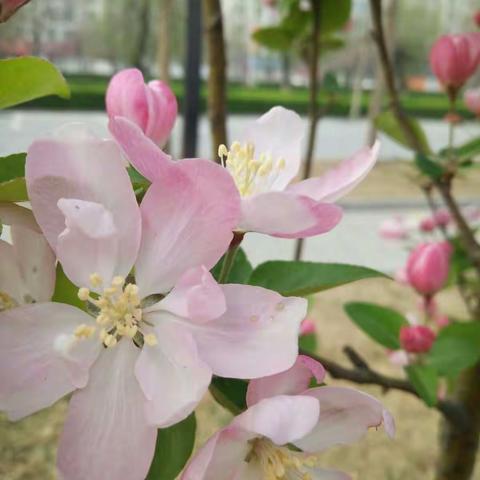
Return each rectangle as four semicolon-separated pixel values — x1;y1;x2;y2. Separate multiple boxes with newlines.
436;364;480;480
294;0;322;261
203;0;228;159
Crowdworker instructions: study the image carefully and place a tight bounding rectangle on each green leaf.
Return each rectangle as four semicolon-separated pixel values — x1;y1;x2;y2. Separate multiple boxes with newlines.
146;413;196;480
0;178;28;202
414;153;444;180
299;333;317;353
52;264;85;310
451;136;480;161
252;26;294;51
344;302;408;349
375;111;431;154
211;248;253;284
210;377;248;415
427;322;480;375
405;364;438;407
249;261;388;296
320;0;352;34
0;153;26;183
0;57;70;109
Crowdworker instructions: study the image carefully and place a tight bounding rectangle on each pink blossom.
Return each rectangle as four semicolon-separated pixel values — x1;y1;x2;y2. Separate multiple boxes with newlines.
106;68;177;147
0;125;307;480
429;33;480;92
182;356;394;480
379;215;409;240
394;267;408;284
406;241;452;296
434;209;451;227
475;10;480;28
419;216;436;233
464;88;480;116
0;0;30;22
387;349;410;367
110;107;379;239
400;325;436;353
300;317;316;336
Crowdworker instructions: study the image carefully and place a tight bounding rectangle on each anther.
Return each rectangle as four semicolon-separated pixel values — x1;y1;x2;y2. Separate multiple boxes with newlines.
78;287;90;301
144;333;158;346
89;273;103;287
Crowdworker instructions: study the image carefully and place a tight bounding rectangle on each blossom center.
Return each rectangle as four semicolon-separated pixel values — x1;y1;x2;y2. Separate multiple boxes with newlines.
76;273;158;348
218;141;285;197
249;438;319;480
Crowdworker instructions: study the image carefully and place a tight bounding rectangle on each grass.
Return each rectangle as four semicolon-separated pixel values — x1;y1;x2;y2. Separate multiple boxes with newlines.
14;74;475;120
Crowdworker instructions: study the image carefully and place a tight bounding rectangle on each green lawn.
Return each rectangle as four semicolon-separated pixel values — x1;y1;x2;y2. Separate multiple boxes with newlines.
15;74;473;119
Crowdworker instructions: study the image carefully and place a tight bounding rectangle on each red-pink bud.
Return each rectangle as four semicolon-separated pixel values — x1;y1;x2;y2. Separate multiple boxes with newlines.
0;0;30;22
433;209;451;228
400;325;436;353
419;216;436;233
106;68;177;147
300;318;316;336
429;33;480;92
406;242;452;296
464;88;480;116
474;10;480;28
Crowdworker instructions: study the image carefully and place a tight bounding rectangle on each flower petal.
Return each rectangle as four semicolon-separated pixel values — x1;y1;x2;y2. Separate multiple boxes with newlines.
109;116;173;182
11;224;56;303
246;355;326;406
239;107;304;190
135;317;212;428
294;386;395;453
181;428;251;480
0;239;25;303
157;266;226;323
0;203;40;232
0;303;99;420
26;124;141;284
135;160;240;296
57;340;157;480
239;191;342;238
193;285;307;379
233;395;320;445
287;142;379;202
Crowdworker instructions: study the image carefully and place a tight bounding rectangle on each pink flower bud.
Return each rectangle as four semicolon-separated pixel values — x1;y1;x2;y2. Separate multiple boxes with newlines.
106;68;177;147
400;325;436;353
379;216;409;240
0;0;30;22
419;216;436;233
474;10;480;28
429;33;480;92
406;241;452;296
299;318;316;336
464;88;480;116
433;209;451;228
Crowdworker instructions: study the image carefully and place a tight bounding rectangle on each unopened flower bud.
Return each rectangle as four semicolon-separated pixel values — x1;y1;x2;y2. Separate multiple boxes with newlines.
400;325;436;353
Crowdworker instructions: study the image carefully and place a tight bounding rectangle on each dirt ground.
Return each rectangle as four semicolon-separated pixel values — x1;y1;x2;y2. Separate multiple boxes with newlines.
1;279;479;480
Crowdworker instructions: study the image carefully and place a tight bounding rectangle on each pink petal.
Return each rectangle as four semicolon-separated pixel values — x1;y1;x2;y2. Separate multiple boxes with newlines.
239;107;304;190
135;160;240;297
193;285;307;379
233;395;320;445
181;428;251;480
135;319;212;428
0;239;26;303
26;125;141;284
294;386;395;452
109;116;173;182
106;69;149;132
239;191;342;238
287;142;380;202
0;203;40;232
246;355;326;406
58;340;157;480
11;224;56;303
0;303;100;420
157;266;226;323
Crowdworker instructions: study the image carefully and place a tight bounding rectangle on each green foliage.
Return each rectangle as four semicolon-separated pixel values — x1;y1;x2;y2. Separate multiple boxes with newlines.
211;248;253;284
210;377;248;415
0;153;28;202
414;153;444;180
299;333;318;353
146;414;196;480
405;364;438;407
0;178;27;202
52;264;85;310
0;57;70;109
344;302;408;350
445;136;480;162
375;111;431;154
319;0;351;34
249;261;387;297
427;322;480;375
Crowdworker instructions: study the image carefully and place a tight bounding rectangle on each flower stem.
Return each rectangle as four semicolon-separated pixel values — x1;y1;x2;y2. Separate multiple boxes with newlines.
218;232;244;283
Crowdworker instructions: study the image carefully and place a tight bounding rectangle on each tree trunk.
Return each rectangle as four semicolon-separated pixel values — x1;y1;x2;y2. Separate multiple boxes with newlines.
158;0;173;83
435;364;480;480
294;0;322;261
202;0;228;160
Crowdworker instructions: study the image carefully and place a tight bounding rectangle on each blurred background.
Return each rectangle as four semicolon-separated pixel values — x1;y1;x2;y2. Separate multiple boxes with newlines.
1;1;480;479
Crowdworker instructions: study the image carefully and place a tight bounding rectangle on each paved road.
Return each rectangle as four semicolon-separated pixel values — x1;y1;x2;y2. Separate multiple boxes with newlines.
1;110;479;161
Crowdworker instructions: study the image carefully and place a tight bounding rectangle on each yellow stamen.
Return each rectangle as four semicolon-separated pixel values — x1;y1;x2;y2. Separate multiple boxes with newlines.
74;324;96;339
144;333;158;346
